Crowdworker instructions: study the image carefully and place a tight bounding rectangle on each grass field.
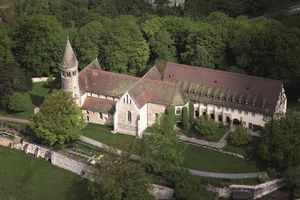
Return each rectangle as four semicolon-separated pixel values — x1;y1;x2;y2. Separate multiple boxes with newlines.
83;124;262;173
0;146;91;200
82;123;138;147
185;125;229;142
182;144;263;173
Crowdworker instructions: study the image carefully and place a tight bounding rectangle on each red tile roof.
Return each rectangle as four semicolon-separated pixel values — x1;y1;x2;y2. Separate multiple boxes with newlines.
79;67;139;97
82;97;115;113
163;62;283;116
128;78;187;108
142;66;162;80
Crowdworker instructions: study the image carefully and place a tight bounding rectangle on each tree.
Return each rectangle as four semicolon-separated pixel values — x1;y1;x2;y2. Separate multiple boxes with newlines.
195;115;218;135
229;17;300;87
230;124;250;146
188;101;194;124
75;21;105;68
30;90;85;145
182;107;189;131
141;116;184;175
168;168;205;200
13;14;65;76
0;63;32;109
181;23;226;68
0;22;14;63
259;112;300;170
286;165;300;199
90;147;153;200
8;92;29;112
141;17;176;62
101;15;149;75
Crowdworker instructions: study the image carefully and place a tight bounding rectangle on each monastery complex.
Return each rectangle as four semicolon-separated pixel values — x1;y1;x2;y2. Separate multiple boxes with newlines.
60;39;287;137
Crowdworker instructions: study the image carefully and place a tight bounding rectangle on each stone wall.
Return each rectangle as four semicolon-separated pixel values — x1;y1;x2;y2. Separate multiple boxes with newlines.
114;92;140;136
205;179;285;200
230;178;285;199
0;138;173;199
51;152;89;175
32;77;51;82
151;184;174;200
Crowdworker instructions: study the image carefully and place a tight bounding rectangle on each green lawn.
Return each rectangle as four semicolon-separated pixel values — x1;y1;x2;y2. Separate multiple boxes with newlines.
182;144;263;173
82;124;263;173
0;82;51;119
184;125;229;142
82;123;138;147
0;146;91;200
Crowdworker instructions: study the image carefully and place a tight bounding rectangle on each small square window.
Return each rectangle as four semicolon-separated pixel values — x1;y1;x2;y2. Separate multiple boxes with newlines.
231;108;234;112
238;110;241;114
245;111;248;116
252;112;255;116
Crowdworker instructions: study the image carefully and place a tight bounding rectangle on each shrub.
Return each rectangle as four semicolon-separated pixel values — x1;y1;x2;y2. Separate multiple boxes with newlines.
8;92;29;112
182;107;189;131
230;125;251;146
195;115;218;135
188;101;194;124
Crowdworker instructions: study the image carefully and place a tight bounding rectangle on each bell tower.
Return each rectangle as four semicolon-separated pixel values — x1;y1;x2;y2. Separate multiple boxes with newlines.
60;37;80;105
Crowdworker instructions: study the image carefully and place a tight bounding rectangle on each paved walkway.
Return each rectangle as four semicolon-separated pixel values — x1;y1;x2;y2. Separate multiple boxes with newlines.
188;169;263;179
79;136;264;179
0;116;30;124
178;126;235;149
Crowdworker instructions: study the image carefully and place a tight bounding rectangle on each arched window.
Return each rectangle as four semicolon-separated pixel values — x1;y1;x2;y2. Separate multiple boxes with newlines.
128;111;132;122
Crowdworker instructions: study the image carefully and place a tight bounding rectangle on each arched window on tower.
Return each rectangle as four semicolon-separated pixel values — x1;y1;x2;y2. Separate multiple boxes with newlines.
128;111;132;122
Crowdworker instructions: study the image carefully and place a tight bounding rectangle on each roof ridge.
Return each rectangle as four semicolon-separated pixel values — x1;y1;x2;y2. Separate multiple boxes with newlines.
142;65;162;80
166;62;283;84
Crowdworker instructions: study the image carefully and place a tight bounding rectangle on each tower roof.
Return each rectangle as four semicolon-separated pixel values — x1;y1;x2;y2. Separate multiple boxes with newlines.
61;37;78;69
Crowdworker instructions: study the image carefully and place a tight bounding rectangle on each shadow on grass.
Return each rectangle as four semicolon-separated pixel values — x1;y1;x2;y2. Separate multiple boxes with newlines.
66;177;92;200
30;93;44;107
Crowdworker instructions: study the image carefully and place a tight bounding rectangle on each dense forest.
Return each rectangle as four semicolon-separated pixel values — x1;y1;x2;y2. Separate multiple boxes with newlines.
0;0;299;101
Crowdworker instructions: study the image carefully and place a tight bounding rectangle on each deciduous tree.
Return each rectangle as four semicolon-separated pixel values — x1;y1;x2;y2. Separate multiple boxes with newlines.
195;115;218;135
90;147;153;200
8;92;29;112
101;15;149;74
230;124;250;146
31;90;85;145
0;63;32;109
259;112;300;170
13;14;65;76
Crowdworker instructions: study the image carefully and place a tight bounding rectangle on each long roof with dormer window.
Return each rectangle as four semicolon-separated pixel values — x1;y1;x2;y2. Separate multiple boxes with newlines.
163;62;283;116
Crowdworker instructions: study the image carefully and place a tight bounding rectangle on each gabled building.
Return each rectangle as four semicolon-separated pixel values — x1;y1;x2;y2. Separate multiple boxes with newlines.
60;39;287;137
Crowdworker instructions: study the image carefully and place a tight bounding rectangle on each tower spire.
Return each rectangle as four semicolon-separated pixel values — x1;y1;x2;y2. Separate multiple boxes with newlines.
61;37;78;68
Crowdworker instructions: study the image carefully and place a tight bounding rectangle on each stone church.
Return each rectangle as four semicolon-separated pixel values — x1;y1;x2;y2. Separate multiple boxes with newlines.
60;39;287;137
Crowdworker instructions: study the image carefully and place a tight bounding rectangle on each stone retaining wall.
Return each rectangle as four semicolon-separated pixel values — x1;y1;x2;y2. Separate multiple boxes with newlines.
32;77;55;82
0;138;174;200
205;179;285;200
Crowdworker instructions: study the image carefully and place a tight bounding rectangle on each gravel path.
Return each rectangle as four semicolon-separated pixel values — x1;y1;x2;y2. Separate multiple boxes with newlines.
0;116;30;124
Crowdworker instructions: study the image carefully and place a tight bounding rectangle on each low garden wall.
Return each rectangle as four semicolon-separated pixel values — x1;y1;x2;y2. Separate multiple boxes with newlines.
0;137;174;200
32;77;51;82
205;178;285;200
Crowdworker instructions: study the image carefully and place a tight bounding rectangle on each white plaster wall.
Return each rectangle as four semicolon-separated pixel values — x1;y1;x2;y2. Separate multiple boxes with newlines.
138;103;148;137
80;93;87;107
195;102;266;127
275;87;287;114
